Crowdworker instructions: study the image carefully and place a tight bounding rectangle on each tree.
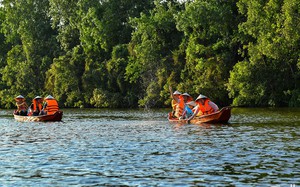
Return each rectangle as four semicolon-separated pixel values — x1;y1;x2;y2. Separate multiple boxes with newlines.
228;0;300;106
0;7;10;108
49;0;80;52
0;7;8;68
176;0;240;106
127;0;184;108
47;0;154;108
0;0;59;108
45;46;85;107
77;0;154;107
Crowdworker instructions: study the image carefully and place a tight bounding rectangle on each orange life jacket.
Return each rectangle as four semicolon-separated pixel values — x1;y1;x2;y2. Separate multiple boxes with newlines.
32;99;43;112
45;99;59;115
175;96;185;118
187;97;193;103
197;99;215;115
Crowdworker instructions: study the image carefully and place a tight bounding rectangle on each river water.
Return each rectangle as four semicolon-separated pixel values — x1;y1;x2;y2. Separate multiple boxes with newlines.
0;108;299;186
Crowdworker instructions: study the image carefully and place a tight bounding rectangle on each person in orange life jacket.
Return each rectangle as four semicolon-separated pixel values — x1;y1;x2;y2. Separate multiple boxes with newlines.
42;95;59;115
185;101;197;119
31;96;43;116
187;94;219;121
169;86;195;118
180;93;194;119
15;95;28;116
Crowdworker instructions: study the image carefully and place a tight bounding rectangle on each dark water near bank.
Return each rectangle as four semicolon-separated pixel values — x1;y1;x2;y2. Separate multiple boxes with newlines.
0;108;299;186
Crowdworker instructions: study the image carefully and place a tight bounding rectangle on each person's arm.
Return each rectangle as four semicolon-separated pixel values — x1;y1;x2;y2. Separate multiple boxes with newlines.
42;102;47;110
27;104;33;114
186;105;200;122
169;85;179;103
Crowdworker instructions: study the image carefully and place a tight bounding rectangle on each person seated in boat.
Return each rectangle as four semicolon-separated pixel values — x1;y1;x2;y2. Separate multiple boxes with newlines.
187;94;219;120
42;95;59;115
14;95;28;116
31;96;43;116
183;101;196;119
179;93;194;119
170;88;194;119
169;87;182;117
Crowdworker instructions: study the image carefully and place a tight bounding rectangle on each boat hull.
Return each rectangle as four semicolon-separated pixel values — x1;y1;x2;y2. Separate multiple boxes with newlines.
168;107;231;124
14;111;63;122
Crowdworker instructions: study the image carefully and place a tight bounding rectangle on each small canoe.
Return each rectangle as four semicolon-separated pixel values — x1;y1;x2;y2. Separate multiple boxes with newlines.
13;111;63;122
168;107;231;124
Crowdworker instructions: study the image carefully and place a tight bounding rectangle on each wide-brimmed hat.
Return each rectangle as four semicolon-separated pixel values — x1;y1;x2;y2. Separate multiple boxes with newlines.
181;93;193;102
45;95;54;100
15;95;25;100
186;101;196;107
195;94;207;101
173;90;181;95
34;96;42;100
181;93;191;97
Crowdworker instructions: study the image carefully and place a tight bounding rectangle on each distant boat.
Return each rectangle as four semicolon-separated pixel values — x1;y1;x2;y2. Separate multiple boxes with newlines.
168;107;231;124
13;111;63;122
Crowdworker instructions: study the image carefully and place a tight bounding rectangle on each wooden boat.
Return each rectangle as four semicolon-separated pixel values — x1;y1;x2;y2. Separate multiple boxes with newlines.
13;111;63;122
168;107;231;124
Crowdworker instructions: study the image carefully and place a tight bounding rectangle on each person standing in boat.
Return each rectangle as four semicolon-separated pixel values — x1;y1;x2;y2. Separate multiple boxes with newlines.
31;96;43;116
15;95;28;116
187;94;219;120
42;95;59;115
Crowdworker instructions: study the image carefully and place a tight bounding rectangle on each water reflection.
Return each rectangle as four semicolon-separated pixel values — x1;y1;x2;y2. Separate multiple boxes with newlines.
0;108;299;186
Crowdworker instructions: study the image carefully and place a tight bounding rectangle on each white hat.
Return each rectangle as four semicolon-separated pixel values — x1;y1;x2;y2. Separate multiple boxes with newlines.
173;90;181;95
186;101;196;107
34;96;42;99
196;94;207;101
15;95;24;99
181;93;191;97
45;95;54;99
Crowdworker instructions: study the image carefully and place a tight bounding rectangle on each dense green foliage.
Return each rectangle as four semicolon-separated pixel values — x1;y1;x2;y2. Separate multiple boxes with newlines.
0;0;299;108
228;0;300;107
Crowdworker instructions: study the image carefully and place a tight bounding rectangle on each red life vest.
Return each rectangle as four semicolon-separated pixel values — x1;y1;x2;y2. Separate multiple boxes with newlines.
45;99;59;115
32;99;43;112
175;96;185;118
187;97;193;102
197;99;215;115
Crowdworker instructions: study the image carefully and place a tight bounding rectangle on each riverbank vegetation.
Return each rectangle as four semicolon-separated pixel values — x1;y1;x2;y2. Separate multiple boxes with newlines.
0;0;299;108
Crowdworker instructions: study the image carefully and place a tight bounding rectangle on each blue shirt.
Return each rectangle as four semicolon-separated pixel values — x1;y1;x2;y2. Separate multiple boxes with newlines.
184;105;193;117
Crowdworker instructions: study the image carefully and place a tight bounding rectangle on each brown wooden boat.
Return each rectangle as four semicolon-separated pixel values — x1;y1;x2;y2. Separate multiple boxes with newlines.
168;107;231;124
13;111;63;122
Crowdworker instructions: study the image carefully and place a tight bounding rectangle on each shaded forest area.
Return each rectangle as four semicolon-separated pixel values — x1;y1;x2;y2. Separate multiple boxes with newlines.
0;0;299;108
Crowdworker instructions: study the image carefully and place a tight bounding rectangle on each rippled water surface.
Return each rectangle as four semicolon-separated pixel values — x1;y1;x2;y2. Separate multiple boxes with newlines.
0;108;299;186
